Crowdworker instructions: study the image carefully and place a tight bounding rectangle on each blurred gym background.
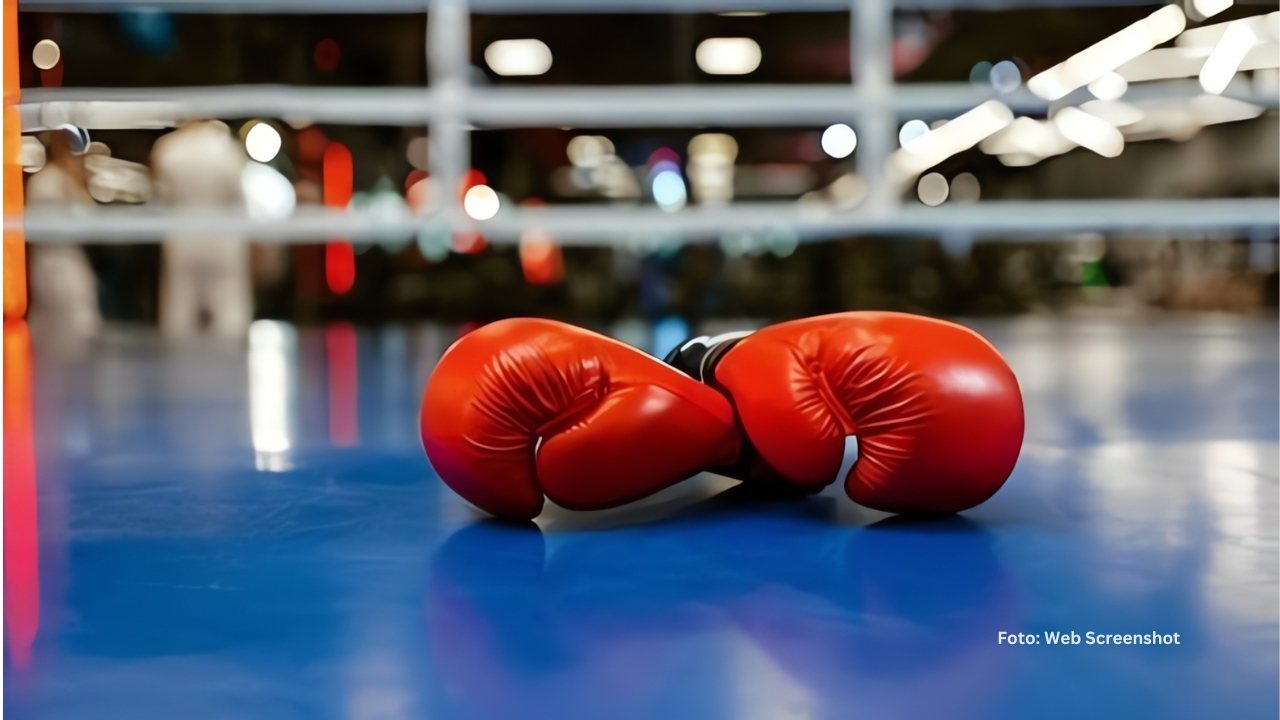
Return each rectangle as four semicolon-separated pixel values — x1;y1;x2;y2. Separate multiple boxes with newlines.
7;0;1278;345
4;3;1280;718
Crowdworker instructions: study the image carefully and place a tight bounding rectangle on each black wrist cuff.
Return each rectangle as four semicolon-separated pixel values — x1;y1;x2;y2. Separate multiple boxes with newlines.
663;331;753;382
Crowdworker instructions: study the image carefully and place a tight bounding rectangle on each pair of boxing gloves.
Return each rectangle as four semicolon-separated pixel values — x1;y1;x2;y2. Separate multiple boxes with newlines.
420;312;1024;520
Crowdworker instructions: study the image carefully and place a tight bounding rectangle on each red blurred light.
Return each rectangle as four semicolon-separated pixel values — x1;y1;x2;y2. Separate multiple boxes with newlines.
407;179;432;212
4;321;40;669
407;181;431;212
404;169;429;193
323;142;356;295
458;169;486;200
325;322;359;447
648;146;681;167
314;38;341;72
520;230;564;285
297;126;328;165
322;141;353;209
452;232;487;255
326;242;356;295
405;169;431;212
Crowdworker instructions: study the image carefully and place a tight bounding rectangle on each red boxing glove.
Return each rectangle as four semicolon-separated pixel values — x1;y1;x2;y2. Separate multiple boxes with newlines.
421;318;740;520
667;312;1024;514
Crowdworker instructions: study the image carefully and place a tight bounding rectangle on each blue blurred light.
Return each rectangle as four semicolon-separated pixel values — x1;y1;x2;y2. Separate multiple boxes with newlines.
989;60;1023;94
652;170;687;212
968;60;993;85
118;9;175;54
651;316;692;359
898;119;930;147
649;160;681;178
417;225;451;262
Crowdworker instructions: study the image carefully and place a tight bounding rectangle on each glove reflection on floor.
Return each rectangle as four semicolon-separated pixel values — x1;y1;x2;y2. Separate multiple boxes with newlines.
424;503;1019;720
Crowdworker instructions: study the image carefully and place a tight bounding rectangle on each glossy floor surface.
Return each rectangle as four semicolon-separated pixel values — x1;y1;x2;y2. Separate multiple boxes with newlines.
4;316;1278;720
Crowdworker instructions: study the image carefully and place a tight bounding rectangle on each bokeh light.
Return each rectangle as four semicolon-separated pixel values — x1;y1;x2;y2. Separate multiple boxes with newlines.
917;172;949;206
1191;0;1233;18
820;123;858;159
32;39;60;70
484;39;553;76
827;173;868;209
325;243;356;295
119;9;174;54
406;136;429;170
322;141;354;207
688;133;739;160
463;184;500;220
950;172;981;203
651;316;693;359
1088;72;1129;101
242;162;296;220
520;228;564;285
406;172;432;212
244;122;282;163
688;133;738;205
968;60;993;85
416;225;451;261
1027;5;1185;100
695;37;762;75
453;231;487;254
648;146;681;168
296;126;328;163
765;228;799;258
989;60;1022;93
566;135;614;167
652;170;688;212
1054;107;1125;157
1199;21;1256;95
313;38;341;71
898;119;930;148
1079;100;1143;127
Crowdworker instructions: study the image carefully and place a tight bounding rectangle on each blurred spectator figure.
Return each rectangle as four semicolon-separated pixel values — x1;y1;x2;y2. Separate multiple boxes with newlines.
151;120;252;336
25;126;103;336
80;141;158;325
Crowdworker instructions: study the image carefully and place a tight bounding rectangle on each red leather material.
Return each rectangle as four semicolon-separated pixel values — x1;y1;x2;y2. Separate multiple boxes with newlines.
713;312;1024;514
421;318;740;519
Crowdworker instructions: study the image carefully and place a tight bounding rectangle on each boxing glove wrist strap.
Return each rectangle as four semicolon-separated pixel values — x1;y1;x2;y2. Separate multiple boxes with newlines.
665;330;821;494
663;331;753;382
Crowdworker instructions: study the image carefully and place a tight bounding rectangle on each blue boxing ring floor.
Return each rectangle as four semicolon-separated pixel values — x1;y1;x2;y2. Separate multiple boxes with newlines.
3;315;1277;720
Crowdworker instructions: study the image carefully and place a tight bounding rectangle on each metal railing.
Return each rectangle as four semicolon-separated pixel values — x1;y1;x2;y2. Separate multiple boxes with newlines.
11;0;1280;243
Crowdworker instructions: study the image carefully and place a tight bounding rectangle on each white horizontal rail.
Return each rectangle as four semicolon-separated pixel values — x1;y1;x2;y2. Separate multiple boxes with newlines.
14;0;1278;248
18;86;434;129
17;0;1165;13
12;199;1277;243
19;79;1271;130
18;84;1025;129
